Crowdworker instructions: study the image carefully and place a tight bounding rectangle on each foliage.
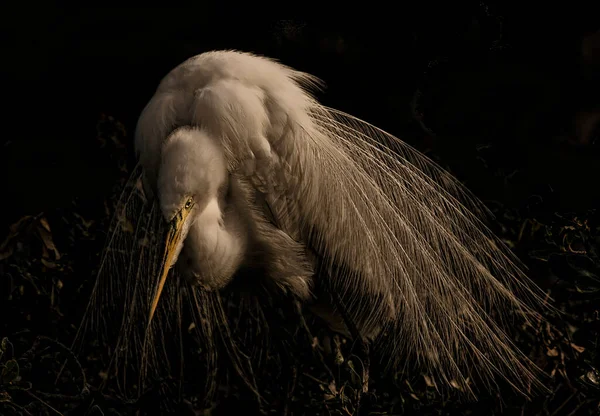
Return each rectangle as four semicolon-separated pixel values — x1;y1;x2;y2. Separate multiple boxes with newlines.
1;113;599;415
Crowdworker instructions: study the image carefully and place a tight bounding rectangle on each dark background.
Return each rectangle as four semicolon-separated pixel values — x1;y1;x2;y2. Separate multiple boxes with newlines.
1;3;600;415
2;4;599;228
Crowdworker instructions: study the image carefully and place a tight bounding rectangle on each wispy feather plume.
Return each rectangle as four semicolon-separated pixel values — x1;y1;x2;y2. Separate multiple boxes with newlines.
77;50;550;401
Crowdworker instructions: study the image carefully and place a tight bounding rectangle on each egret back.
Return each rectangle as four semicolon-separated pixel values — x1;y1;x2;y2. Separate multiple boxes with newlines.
89;50;550;398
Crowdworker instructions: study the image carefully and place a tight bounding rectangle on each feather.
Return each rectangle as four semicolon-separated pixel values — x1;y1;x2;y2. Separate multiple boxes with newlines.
78;50;550;401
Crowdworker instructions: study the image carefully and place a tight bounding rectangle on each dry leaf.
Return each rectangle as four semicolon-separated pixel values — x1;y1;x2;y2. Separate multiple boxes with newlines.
37;226;61;260
449;380;464;391
135;177;144;192
74;213;94;229
423;375;436;388
41;258;56;269
311;336;319;349
0;216;33;252
39;217;51;233
117;208;134;234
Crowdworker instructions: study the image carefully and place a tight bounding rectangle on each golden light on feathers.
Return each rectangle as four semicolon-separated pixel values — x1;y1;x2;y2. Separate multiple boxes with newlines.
76;50;550;401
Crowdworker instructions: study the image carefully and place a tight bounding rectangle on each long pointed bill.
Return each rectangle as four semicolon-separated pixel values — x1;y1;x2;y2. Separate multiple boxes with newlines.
148;211;187;326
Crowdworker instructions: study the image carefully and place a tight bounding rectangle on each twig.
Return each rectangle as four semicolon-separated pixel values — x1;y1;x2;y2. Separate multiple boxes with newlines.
301;372;330;386
26;390;64;416
282;365;297;416
328;290;371;413
550;392;576;416
293;300;336;381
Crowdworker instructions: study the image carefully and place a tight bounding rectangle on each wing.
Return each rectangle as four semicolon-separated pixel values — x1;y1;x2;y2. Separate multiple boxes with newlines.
261;98;550;395
132;49;550;396
134;50;322;194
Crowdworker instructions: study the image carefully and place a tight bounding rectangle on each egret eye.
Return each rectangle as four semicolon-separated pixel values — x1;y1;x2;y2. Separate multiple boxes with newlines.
185;197;193;210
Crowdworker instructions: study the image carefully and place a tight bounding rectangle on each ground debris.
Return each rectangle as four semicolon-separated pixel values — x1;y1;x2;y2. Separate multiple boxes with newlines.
2;102;600;416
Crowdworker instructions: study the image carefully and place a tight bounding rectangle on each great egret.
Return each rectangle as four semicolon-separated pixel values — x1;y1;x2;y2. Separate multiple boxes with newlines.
76;50;549;404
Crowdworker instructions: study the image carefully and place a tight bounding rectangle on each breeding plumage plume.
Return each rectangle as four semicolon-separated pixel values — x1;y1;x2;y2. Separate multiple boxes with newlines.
74;50;549;404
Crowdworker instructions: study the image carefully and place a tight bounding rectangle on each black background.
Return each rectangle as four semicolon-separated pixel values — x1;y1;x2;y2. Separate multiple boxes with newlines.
1;4;600;414
2;4;599;230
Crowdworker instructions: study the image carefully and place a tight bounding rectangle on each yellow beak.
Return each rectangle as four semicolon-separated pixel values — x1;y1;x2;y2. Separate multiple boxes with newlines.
148;210;187;326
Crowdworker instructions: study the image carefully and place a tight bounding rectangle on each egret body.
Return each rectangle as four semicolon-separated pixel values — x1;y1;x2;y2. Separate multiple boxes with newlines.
80;50;549;400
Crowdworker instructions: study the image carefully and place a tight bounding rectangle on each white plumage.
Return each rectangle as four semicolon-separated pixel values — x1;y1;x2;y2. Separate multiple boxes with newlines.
78;50;549;400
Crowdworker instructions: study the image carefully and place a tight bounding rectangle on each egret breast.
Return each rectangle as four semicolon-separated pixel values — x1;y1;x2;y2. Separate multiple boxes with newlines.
180;197;248;289
194;197;223;254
